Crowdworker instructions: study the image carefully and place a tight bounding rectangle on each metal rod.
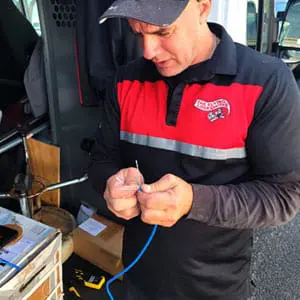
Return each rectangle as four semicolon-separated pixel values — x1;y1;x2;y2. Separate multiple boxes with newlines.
29;174;89;199
44;174;88;192
0;123;49;155
0;194;12;199
19;194;32;218
0;116;48;145
22;136;30;165
1;175;88;218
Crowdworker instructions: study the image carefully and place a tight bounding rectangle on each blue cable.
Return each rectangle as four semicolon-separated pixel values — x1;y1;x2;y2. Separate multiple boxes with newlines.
106;224;158;300
0;259;21;271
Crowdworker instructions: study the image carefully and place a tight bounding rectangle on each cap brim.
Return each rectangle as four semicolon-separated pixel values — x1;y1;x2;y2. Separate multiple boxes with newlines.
99;0;189;27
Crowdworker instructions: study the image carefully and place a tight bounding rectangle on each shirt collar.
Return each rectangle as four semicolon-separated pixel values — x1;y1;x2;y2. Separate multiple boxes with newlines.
209;22;237;76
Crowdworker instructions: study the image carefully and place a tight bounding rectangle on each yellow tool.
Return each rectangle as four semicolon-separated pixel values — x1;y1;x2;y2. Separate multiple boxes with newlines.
69;286;81;298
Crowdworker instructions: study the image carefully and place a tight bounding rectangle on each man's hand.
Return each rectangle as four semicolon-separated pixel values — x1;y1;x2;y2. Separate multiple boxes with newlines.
104;168;143;220
138;174;193;227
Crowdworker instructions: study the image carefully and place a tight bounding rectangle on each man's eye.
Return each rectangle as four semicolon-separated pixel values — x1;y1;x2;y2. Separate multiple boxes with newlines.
158;31;170;37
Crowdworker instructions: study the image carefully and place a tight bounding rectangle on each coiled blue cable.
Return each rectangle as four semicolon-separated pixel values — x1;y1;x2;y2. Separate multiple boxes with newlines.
106;224;158;300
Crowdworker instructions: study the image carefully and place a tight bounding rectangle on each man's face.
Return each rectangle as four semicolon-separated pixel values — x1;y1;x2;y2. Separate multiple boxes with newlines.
128;0;209;77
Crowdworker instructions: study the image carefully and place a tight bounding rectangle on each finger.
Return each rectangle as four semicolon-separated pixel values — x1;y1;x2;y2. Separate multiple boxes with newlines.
107;169;137;189
142;174;178;193
104;186;133;203
141;208;177;227
138;191;173;210
124;167;144;186
108;196;138;212
107;171;124;187
107;169;142;196
106;177;139;199
141;208;165;225
119;184;140;192
113;206;140;220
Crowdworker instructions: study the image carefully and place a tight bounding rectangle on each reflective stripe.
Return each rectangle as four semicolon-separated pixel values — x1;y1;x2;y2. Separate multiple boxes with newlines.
120;131;246;160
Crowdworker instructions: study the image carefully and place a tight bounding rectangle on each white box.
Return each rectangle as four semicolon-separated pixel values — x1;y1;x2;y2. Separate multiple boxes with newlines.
0;208;63;300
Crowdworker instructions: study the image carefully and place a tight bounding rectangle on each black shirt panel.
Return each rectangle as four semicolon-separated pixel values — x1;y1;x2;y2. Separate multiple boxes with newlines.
246;62;300;175
123;218;252;300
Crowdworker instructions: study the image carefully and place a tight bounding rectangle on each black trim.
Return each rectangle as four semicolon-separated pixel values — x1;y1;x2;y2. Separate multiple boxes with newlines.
166;83;185;126
256;0;264;52
75;0;99;106
37;1;61;145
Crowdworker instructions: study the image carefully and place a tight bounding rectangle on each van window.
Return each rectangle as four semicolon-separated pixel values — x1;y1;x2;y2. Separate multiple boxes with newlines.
12;0;41;35
280;0;300;49
247;0;258;48
12;0;24;12
275;0;288;15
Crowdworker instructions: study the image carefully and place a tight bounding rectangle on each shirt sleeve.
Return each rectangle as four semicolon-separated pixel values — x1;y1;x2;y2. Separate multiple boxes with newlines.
88;76;122;195
187;62;300;229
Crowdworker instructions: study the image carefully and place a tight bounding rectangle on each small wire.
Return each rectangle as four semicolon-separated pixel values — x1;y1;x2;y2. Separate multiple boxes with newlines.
135;160;143;191
27;177;47;199
32;179;46;189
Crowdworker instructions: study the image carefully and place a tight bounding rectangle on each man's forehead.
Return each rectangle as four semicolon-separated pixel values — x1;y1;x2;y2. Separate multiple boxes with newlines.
128;18;173;33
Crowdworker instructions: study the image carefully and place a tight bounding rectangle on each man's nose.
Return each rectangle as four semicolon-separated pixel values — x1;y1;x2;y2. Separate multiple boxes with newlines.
143;35;159;60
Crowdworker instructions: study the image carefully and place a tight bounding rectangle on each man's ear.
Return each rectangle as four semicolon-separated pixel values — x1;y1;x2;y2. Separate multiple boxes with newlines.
196;0;212;24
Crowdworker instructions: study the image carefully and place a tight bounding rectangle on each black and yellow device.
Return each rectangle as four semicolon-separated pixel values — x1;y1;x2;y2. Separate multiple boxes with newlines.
83;274;106;290
72;268;106;290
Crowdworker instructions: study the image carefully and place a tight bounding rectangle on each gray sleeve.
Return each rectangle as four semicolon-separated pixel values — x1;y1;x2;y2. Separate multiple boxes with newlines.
187;62;300;229
187;172;300;229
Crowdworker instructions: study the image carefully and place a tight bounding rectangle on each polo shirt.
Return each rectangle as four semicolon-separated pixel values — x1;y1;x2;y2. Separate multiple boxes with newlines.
89;23;300;299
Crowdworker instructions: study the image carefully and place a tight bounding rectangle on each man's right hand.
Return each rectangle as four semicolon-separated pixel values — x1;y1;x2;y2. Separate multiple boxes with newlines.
104;168;143;220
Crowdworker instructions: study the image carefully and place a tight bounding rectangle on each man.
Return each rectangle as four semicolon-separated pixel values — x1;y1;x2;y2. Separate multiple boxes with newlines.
89;0;300;299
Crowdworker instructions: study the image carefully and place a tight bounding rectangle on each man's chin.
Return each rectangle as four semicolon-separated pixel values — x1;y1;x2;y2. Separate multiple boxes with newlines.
156;66;181;77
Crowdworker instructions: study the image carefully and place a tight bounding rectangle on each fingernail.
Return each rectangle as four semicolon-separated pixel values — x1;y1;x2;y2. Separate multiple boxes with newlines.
143;185;151;192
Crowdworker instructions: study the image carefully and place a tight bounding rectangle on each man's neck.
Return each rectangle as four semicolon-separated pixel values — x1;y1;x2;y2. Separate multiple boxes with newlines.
192;25;219;64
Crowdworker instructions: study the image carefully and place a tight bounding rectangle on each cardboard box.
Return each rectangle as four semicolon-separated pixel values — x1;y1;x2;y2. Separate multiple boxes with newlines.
72;214;124;277
0;208;63;300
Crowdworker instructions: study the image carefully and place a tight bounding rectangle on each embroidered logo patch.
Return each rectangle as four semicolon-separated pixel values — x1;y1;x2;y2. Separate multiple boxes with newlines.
194;99;231;122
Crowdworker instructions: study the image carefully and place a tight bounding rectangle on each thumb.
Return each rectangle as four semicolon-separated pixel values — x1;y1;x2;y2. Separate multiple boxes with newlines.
142;174;178;193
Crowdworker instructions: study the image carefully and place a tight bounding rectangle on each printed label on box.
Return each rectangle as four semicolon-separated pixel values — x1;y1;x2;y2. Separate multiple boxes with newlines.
79;218;106;236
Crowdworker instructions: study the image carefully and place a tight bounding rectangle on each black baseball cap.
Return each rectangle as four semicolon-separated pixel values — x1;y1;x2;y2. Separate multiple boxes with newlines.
99;0;190;27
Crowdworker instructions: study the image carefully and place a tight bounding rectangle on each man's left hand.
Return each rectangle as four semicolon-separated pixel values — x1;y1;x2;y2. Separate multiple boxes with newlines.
138;174;193;227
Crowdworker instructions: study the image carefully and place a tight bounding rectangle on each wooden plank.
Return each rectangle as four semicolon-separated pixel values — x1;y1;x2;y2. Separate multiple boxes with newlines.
26;138;60;208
